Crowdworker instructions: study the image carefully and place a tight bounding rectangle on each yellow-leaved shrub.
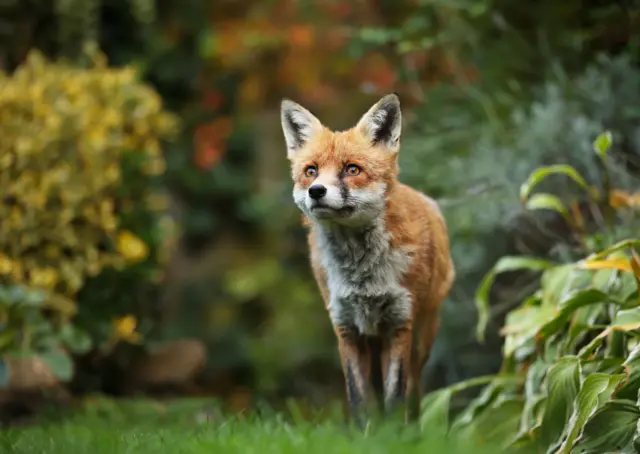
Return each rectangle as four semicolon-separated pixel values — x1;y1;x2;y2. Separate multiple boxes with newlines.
0;50;178;318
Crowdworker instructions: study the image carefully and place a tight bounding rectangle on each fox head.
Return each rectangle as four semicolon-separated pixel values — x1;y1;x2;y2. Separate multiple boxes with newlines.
280;93;402;226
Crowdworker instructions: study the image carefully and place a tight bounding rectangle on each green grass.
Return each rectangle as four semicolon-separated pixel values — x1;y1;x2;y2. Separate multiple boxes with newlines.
0;397;500;454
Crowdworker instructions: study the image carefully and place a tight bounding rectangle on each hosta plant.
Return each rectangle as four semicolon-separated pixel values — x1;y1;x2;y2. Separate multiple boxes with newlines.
419;132;640;453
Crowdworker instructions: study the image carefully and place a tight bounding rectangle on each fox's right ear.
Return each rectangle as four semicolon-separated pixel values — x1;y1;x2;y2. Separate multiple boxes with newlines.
280;99;323;158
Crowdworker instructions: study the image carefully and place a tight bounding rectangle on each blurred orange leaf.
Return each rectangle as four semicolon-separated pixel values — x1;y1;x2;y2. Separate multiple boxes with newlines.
202;90;223;110
359;55;397;91
194;145;224;171
570;201;584;230
325;2;352;19
288;24;314;49
194;118;233;171
326;28;349;51
301;83;338;104
239;75;265;107
609;189;640;210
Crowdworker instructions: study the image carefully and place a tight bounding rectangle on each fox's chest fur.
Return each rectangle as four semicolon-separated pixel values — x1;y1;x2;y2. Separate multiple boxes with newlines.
314;219;413;335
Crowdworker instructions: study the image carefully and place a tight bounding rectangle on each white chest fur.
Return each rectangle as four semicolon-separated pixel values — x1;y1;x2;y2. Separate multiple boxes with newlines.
314;220;413;336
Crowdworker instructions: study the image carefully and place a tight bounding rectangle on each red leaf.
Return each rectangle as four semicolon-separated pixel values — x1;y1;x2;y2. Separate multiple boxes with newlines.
202;90;223;110
193;118;233;171
194;144;223;171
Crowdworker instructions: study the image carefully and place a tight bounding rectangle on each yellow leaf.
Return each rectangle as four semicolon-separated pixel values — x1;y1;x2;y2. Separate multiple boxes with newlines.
112;315;142;344
0;254;12;274
45;294;78;317
142;157;166;176
576;258;633;273
30;267;59;289
116;231;149;263
10;261;24;282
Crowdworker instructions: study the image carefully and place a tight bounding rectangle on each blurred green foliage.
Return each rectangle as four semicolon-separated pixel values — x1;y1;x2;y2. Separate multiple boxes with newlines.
0;0;639;410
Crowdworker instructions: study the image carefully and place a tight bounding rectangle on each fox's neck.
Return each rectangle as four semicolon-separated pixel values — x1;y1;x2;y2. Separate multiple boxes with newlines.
313;181;399;264
314;216;392;272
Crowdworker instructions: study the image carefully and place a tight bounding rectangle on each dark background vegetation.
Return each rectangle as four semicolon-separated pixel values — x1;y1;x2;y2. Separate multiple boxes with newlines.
0;0;639;423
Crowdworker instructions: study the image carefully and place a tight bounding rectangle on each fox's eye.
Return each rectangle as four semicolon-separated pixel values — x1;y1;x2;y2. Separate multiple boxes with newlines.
304;166;317;178
345;164;361;176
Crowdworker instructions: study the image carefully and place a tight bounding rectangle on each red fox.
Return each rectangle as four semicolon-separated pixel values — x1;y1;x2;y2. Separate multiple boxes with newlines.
280;93;455;425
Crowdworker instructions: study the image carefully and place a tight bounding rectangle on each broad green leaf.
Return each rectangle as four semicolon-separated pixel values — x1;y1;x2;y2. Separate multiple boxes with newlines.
58;324;93;355
610;307;640;331
537;289;609;340
524;193;570;221
448;374;519;393
565;304;605;353
599;374;627;405
579;308;640;360
420;388;451;435
587;357;624;375
593;130;613;158
475;256;553;343
578;333;606;360
607;330;626;358
519;165;589;202
441;375;522;435
574;399;640;453
556;373;626;454
587;239;640;261
615;345;640;400
0;358;8;388
517;360;547;438
502;304;556;357
539;356;580;449
591;267;618;292
610;271;639;302
509;437;540;454
451;382;505;432
39;349;74;381
540;265;579;307
454;396;525;449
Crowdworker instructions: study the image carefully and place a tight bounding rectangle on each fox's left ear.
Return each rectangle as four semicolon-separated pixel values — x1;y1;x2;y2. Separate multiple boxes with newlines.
356;93;402;152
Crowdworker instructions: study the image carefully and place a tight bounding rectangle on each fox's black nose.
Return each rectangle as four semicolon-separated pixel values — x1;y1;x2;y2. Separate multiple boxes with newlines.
308;184;327;200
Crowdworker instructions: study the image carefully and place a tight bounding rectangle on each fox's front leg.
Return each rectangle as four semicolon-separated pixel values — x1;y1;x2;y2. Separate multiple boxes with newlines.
336;326;372;428
381;325;413;419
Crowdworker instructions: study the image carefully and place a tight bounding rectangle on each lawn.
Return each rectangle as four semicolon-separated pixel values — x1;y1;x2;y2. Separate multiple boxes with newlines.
0;397;500;454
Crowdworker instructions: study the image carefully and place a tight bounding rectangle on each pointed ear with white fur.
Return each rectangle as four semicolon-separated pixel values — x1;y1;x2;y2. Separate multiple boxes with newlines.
356;93;402;152
280;99;323;158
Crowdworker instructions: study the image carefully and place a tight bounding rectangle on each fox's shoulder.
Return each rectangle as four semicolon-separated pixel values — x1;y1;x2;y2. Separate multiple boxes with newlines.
389;183;444;219
385;183;448;247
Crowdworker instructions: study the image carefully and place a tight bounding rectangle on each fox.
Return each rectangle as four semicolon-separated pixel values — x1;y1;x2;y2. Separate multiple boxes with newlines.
280;93;455;425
